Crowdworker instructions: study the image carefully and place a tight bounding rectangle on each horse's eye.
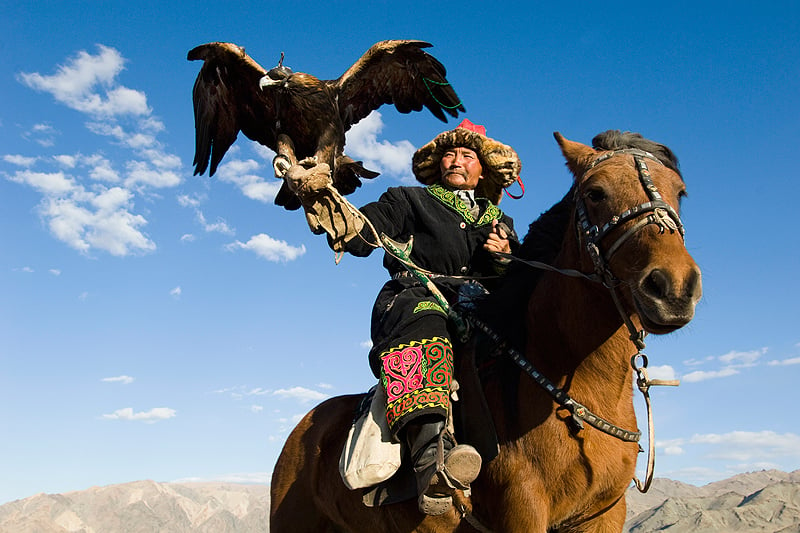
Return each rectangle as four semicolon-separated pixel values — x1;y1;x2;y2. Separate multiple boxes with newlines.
585;188;606;203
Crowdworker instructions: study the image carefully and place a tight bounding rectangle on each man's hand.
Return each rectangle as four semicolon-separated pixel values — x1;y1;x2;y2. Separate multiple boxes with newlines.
483;220;511;254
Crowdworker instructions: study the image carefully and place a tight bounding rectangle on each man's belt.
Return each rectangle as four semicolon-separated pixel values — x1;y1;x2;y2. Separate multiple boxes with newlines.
391;271;450;280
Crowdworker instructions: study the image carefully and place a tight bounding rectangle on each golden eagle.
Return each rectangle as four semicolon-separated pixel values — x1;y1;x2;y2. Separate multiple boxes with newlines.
188;40;465;210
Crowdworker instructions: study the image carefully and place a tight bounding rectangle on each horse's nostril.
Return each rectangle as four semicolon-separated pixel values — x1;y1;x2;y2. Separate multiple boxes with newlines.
643;269;670;299
685;267;703;301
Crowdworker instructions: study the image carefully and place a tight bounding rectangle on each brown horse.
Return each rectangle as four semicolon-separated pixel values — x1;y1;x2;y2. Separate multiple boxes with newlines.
270;131;702;532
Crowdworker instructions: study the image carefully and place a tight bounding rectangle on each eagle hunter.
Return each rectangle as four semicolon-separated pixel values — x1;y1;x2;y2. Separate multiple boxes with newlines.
188;40;465;210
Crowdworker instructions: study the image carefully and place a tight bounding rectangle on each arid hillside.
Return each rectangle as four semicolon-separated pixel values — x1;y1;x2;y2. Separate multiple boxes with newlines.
1;470;798;532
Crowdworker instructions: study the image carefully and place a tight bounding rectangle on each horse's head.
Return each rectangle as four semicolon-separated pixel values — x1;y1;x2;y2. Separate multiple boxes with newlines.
554;131;702;334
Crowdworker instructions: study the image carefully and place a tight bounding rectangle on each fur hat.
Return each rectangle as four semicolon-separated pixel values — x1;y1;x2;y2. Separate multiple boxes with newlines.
412;119;521;204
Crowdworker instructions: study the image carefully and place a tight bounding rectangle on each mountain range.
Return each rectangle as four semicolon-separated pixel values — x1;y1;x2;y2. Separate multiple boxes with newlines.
1;470;797;532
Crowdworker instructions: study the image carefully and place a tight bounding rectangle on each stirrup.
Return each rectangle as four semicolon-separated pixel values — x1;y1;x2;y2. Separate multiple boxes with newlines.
413;441;481;516
442;444;481;490
414;459;454;516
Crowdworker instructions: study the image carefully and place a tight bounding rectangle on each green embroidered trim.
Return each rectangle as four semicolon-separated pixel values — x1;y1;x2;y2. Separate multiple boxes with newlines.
413;301;446;315
378;336;452;358
427;183;473;222
426;183;503;226
477;203;503;226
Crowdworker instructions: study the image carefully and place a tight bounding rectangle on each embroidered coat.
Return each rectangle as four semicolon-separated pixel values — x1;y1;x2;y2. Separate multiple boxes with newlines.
339;183;518;436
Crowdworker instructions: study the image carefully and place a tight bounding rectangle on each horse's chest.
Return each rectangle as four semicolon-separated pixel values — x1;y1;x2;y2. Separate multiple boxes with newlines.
481;425;636;529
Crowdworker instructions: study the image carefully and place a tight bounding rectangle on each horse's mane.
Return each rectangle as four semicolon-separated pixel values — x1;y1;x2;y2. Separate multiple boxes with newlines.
476;190;572;346
592;130;682;178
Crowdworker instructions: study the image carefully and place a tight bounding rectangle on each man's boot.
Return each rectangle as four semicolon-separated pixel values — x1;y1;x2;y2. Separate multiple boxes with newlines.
404;416;482;516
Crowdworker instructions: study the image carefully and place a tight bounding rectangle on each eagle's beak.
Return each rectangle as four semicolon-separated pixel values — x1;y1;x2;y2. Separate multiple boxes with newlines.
259;75;279;90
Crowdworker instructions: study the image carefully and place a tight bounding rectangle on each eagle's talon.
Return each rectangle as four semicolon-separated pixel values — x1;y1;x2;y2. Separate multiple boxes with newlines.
273;154;292;178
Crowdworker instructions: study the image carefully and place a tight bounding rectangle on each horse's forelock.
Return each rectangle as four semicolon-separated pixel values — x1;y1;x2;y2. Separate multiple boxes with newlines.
591;130;682;179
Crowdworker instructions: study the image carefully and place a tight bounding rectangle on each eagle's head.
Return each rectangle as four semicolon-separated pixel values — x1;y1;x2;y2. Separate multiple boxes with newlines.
259;52;293;89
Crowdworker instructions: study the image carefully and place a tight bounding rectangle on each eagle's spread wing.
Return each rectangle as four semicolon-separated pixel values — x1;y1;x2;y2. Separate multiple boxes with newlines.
333;40;465;129
188;42;277;176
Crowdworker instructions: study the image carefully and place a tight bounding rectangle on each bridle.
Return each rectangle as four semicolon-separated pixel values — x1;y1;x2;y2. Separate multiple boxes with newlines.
574;148;685;350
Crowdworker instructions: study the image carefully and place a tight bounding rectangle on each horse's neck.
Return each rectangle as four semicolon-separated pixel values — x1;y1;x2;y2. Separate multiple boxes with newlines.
524;249;636;396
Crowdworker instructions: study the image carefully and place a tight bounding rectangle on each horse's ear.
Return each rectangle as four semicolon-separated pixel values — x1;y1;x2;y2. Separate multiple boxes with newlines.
553;132;596;179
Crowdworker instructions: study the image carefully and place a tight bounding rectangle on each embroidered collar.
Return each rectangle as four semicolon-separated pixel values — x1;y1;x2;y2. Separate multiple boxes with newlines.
426;183;502;225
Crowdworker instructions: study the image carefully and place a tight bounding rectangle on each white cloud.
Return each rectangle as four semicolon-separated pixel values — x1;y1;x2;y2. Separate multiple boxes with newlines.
3;154;37;167
101;375;134;384
177;194;202;208
227;233;306;262
657;438;685;456
345;111;416;177
211;385;273;400
49;269;61;276
5;167;156;257
360;340;373;350
170;286;181;298
216;158;282;203
53;154;77;168
196;210;234;235
43;187;155;256
23;124;58;147
124;160;180;189
690;430;800;461
644;364;676;381
7;45;185;257
101;407;176;422
273;386;329;403
681;348;768;383
681;367;739;383
250;405;264;413
768;357;800;366
8;170;77;196
718;348;766;367
86;155;120;183
18;45;149;118
251;143;276;161
682;356;715;367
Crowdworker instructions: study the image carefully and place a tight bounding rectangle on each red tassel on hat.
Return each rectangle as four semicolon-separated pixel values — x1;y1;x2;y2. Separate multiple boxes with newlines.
456;118;486;137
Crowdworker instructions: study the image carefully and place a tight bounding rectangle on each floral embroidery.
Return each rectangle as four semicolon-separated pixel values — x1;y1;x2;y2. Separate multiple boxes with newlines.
379;337;453;431
426;183;503;226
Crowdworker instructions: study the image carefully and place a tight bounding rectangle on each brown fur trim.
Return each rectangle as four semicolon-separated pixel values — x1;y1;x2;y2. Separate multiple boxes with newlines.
412;128;521;205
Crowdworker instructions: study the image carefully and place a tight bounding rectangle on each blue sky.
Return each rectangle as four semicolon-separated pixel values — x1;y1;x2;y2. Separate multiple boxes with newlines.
1;0;798;505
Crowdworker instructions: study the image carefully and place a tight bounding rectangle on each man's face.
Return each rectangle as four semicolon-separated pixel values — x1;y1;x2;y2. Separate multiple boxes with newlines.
440;147;483;190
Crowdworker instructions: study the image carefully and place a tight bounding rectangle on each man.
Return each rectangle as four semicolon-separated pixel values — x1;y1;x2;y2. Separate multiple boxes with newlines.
335;119;522;515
